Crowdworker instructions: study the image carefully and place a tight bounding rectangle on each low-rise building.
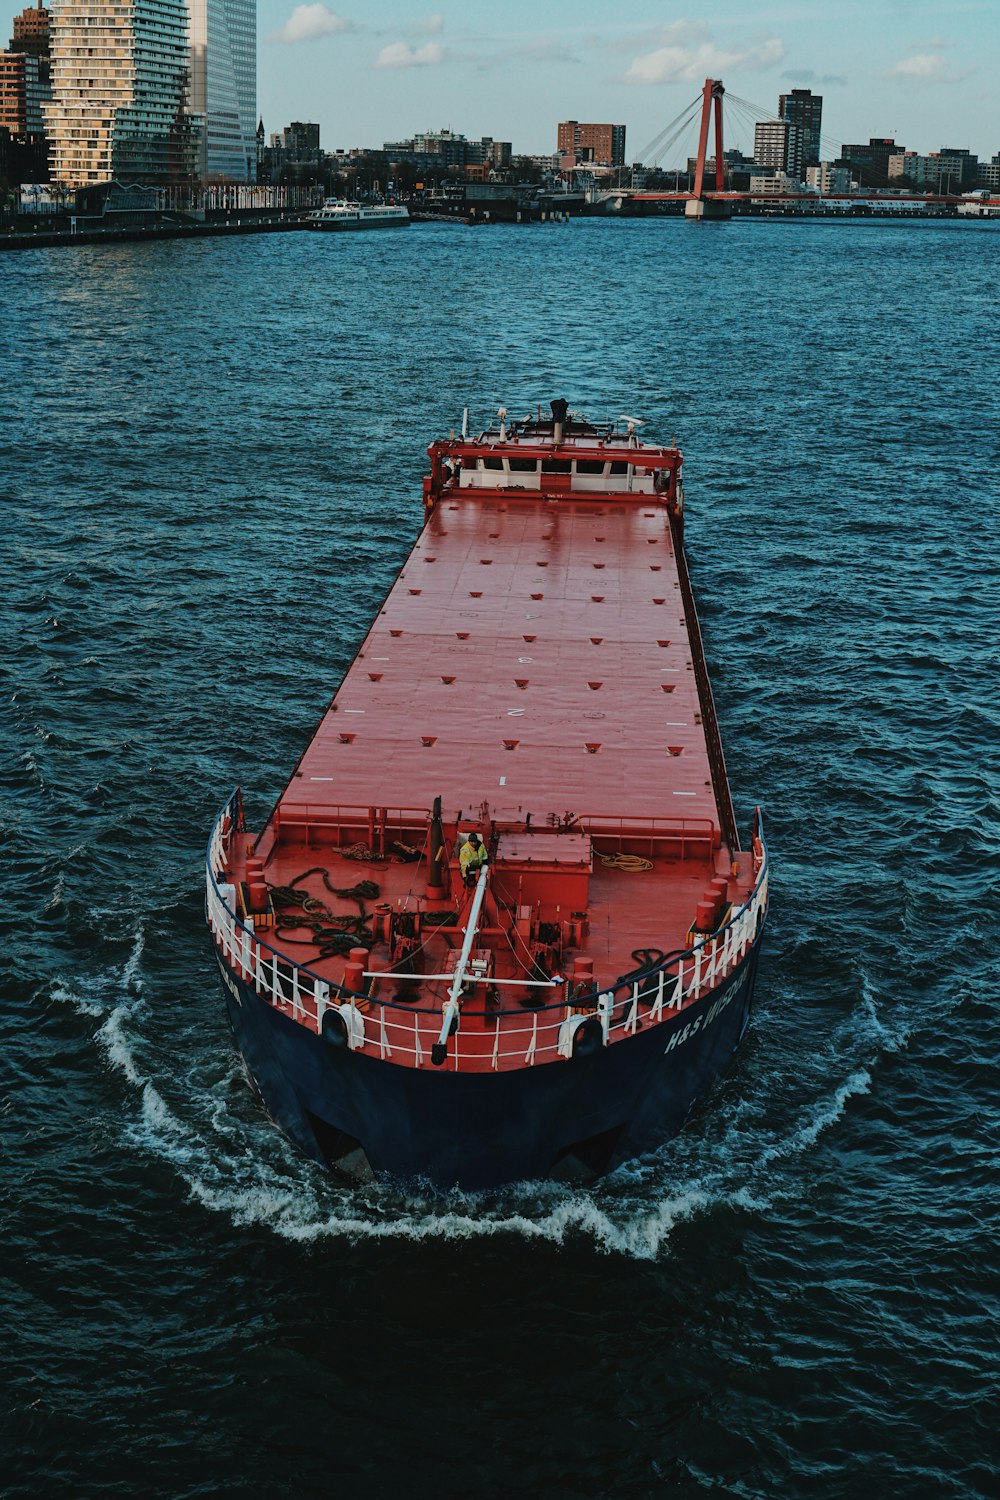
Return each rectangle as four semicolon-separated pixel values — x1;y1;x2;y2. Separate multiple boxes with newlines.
976;154;1000;189
750;171;802;196
806;163;854;194
557;120;626;167
838;138;903;187
383;130;510;173
888;149;978;191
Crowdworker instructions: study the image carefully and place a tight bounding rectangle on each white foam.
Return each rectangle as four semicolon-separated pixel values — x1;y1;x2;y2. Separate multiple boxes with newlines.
759;1065;873;1166
54;930;918;1261
95;1006;146;1086
180;1171;721;1259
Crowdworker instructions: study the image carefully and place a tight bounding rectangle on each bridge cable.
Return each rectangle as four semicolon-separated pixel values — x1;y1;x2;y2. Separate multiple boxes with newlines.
637;96;703;168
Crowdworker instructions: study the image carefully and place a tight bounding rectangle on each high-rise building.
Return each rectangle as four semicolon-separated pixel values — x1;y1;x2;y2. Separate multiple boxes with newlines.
11;2;50;64
0;49;44;132
8;2;51;139
45;0;195;185
187;0;256;181
557;120;626;167
779;88;822;172
754;119;801;178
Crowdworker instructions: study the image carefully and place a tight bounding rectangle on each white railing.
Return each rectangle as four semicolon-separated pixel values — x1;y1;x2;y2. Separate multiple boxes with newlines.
205;794;769;1074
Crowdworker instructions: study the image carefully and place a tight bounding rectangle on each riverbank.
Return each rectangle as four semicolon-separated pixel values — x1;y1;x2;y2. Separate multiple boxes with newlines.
0;214;309;252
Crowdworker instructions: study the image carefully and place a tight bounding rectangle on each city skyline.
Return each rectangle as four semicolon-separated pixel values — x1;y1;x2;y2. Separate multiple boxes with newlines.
254;0;999;161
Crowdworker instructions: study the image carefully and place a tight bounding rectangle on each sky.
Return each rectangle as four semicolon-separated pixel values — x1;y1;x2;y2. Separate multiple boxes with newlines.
256;0;1000;161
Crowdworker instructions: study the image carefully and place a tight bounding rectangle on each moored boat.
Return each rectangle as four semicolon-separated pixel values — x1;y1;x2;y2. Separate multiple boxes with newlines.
205;401;769;1188
306;199;410;231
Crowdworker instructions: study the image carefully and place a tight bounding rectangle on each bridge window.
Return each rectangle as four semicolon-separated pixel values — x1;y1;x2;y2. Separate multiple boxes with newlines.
576;460;605;475
508;458;538;473
542;458;572;474
481;457;504;471
609;461;629;476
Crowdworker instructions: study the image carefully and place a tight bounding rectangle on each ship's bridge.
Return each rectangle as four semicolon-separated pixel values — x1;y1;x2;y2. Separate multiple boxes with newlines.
424;404;683;509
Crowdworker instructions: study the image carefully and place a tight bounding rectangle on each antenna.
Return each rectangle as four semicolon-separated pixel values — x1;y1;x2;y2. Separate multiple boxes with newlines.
461;407;468;439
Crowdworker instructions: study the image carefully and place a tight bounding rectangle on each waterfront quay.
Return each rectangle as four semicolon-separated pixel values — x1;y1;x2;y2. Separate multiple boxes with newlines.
3;191;995;252
0;210;310;251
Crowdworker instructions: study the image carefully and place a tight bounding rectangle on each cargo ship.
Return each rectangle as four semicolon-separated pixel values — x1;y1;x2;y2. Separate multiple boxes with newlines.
205;401;769;1189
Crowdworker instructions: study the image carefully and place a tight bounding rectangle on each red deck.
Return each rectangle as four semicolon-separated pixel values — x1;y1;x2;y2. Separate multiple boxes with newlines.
232;422;754;1030
285;495;718;829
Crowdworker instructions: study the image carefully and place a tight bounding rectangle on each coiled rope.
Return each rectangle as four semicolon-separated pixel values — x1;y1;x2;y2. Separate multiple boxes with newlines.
340;840;424;864
598;852;654;873
268;866;380;958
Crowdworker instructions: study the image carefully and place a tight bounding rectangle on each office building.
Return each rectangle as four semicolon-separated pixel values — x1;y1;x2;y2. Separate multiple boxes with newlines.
937;148;978;188
838;138;901;188
977;154;1000;190
888;149;978;192
557;120;626;167
45;0;194;185
187;0;255;180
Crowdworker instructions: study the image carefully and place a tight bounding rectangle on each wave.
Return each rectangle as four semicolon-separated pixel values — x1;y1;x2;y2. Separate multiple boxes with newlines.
48;926;919;1261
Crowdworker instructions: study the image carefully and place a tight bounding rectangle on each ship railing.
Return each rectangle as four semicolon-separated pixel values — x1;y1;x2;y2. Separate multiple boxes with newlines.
582;813;719;859
206;795;768;1073
257;800;431;857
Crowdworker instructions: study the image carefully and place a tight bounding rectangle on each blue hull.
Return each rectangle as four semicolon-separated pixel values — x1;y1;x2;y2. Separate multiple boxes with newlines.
215;937;764;1190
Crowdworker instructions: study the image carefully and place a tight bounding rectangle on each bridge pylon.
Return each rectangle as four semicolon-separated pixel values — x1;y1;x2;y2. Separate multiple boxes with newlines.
685;78;732;220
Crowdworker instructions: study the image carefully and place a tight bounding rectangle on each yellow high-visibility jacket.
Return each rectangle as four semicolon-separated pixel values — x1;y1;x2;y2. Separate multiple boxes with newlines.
459;839;487;877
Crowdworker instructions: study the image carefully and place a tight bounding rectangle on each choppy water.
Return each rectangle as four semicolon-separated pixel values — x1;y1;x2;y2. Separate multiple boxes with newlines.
2;218;998;1498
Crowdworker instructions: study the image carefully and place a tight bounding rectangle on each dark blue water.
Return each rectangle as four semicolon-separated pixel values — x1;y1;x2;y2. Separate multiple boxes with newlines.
3;218;999;1498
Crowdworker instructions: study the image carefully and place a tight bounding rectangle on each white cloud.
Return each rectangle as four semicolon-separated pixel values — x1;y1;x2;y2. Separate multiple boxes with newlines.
375;40;445;69
626;38;784;86
594;19;705;57
417;12;444;34
889;50;971;84
272;4;352;44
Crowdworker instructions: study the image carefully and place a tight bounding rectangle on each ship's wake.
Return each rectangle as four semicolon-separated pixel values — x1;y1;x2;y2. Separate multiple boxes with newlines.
55;936;911;1262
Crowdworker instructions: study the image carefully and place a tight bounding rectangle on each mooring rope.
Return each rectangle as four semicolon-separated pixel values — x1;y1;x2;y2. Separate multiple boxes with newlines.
267;866;380;958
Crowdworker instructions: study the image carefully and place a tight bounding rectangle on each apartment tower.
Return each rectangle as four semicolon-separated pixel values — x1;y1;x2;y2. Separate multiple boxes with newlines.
44;0;194;185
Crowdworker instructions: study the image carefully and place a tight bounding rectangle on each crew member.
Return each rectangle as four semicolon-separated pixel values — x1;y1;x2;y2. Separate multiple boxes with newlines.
459;831;487;885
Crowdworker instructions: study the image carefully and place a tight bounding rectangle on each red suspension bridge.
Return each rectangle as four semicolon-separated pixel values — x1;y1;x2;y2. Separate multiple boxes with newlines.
619;78;996;218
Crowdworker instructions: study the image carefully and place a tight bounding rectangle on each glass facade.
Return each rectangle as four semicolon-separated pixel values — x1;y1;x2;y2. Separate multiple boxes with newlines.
187;0;254;182
45;0;195;185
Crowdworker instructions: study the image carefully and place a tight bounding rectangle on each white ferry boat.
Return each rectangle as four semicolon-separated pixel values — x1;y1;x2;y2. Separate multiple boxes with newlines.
307;199;410;231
